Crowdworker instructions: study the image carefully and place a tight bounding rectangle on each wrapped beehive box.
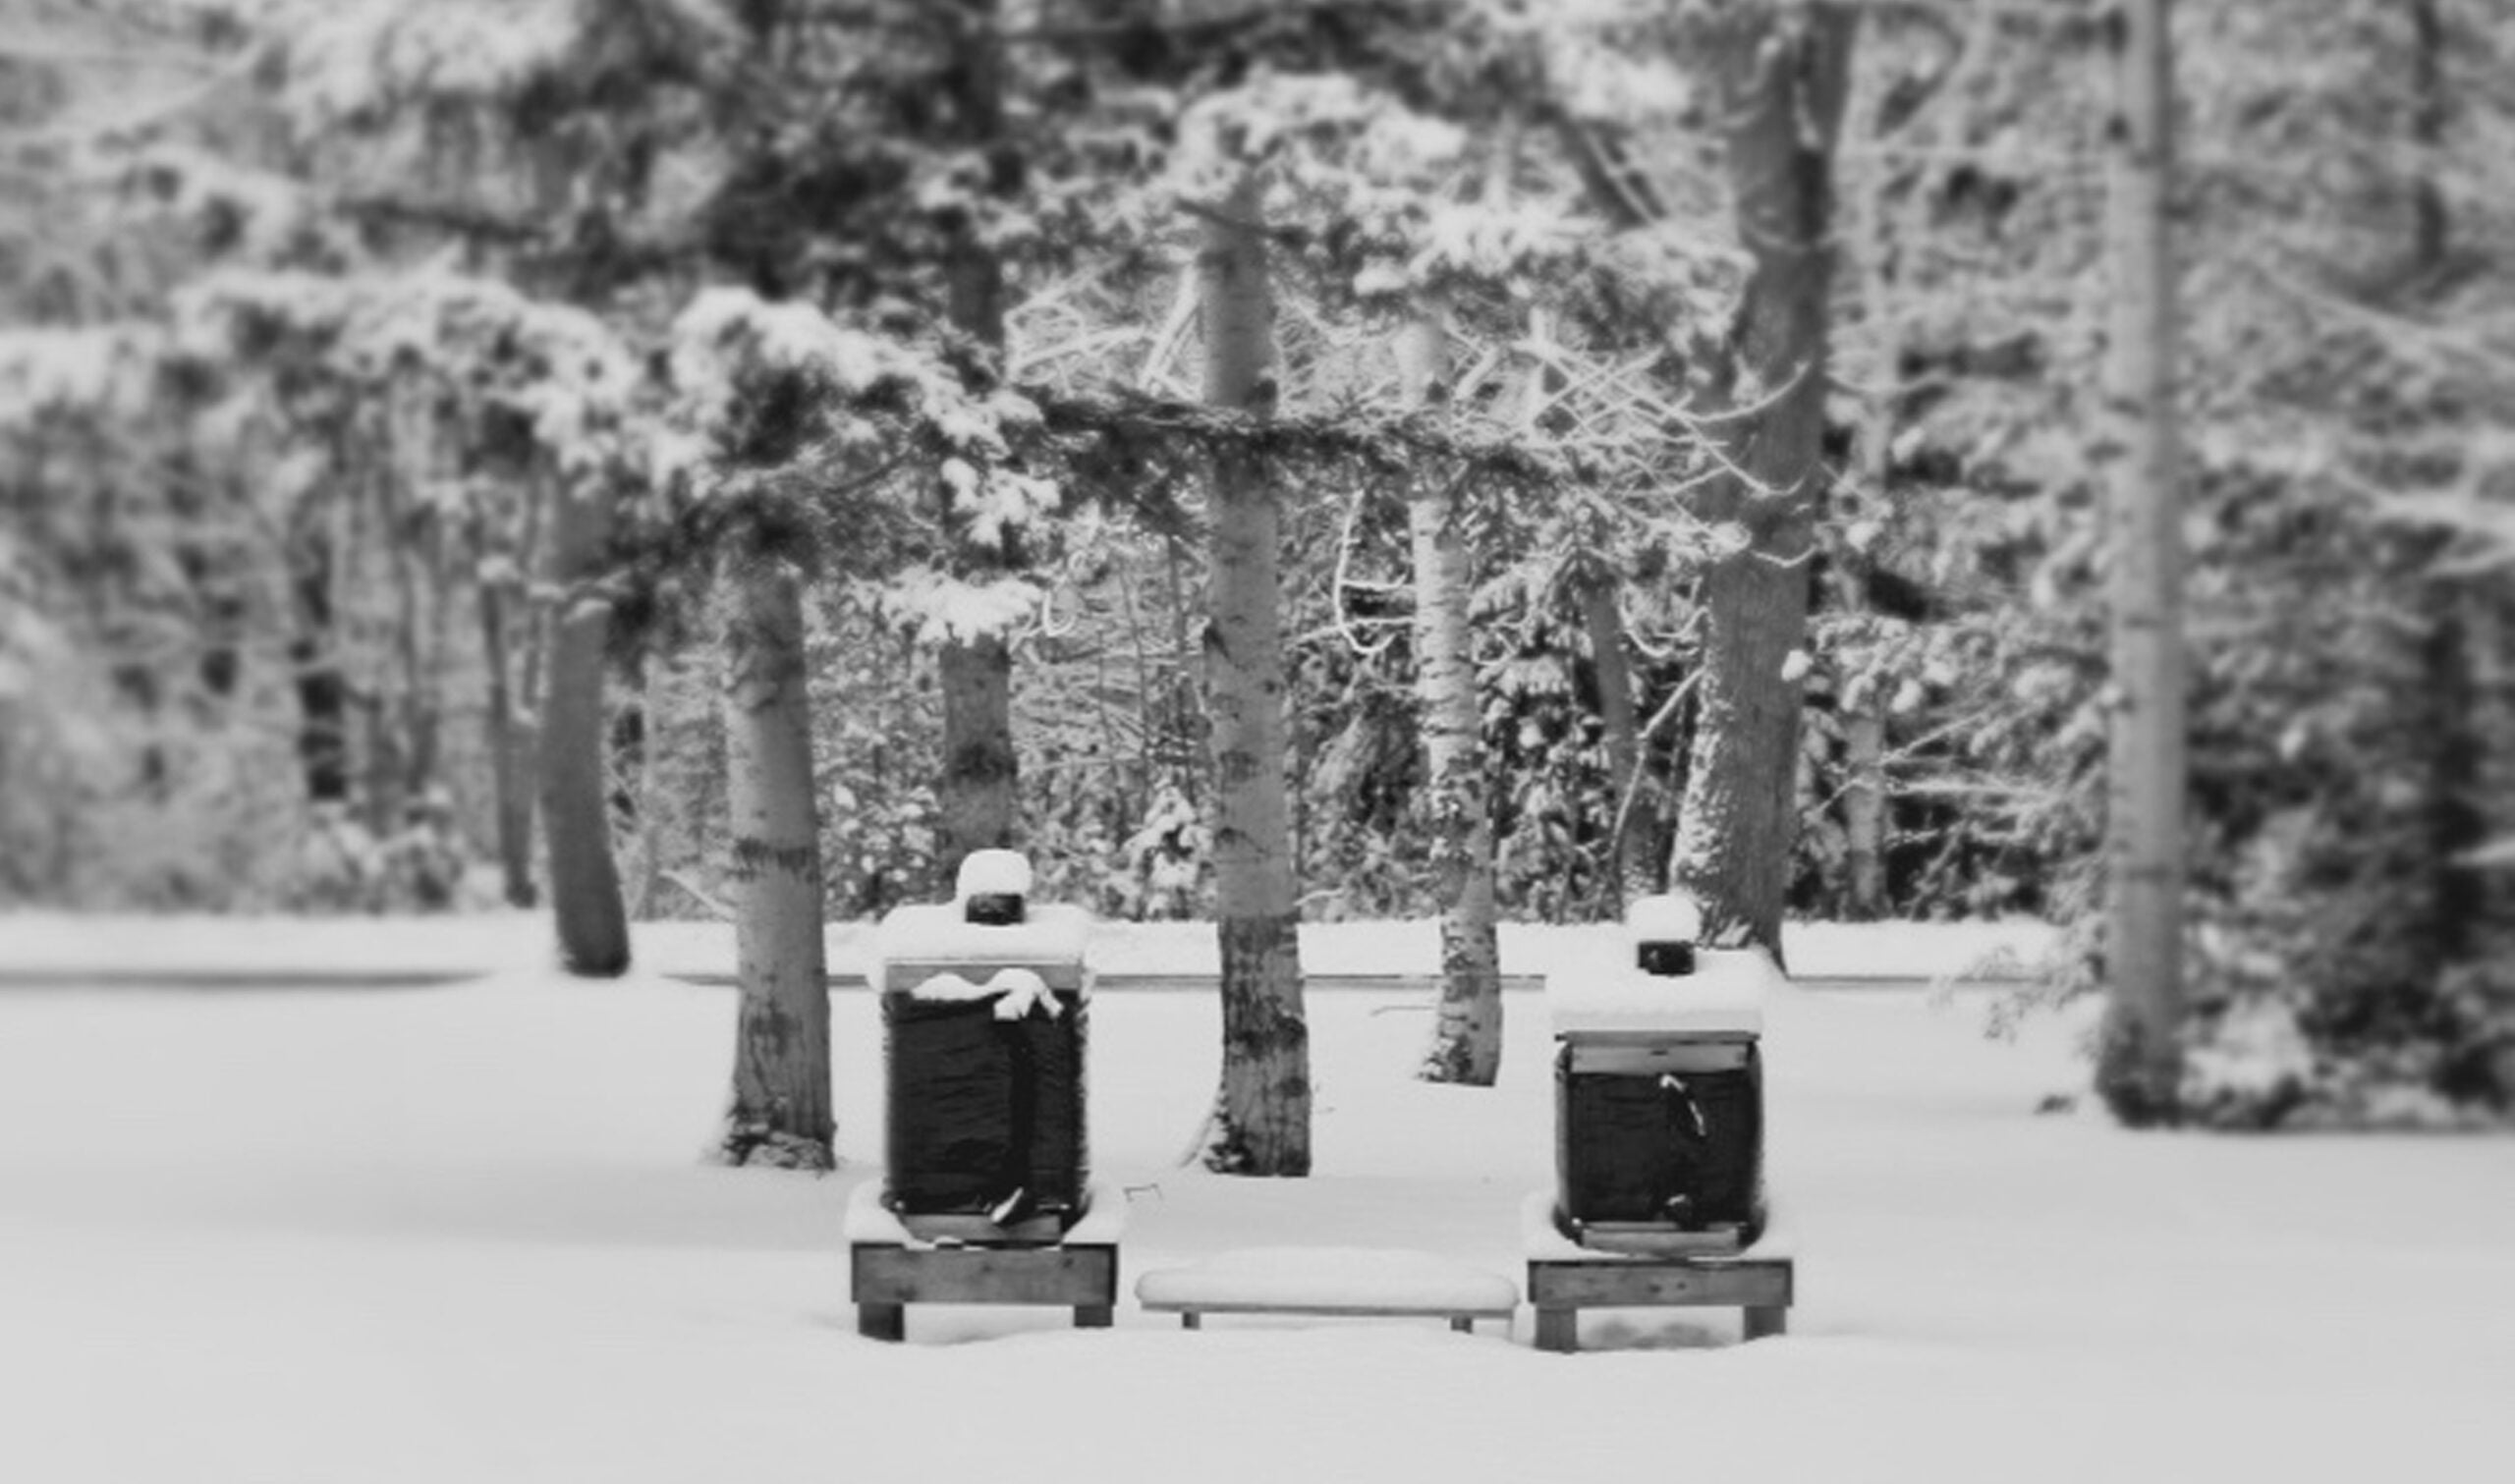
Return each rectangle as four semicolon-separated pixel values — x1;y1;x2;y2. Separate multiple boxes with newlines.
1545;894;1776;1252
873;852;1090;1238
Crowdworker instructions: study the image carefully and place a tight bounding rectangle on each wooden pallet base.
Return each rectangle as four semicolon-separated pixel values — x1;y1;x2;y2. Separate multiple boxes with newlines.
1526;1255;1793;1353
851;1242;1119;1342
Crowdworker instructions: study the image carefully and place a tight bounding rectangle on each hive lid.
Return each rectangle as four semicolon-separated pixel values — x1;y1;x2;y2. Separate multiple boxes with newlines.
873;902;1090;987
1545;946;1778;1038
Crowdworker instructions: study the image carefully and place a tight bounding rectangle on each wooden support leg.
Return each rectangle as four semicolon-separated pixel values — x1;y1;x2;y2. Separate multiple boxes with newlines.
1743;1305;1788;1342
858;1303;906;1343
1181;1312;1202;1331
1534;1307;1578;1354
1450;1316;1473;1335
1075;1305;1113;1329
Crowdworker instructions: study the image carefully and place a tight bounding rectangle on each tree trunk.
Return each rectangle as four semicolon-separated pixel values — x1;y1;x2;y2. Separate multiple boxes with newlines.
718;556;835;1169
1578;575;1651;914
538;480;630;976
2404;0;2480;975
932;0;1021;887
2095;0;2188;1124
479;578;538;907
1841;705;1888;919
2409;0;2448;275
1198;170;1311;1176
938;634;1018;872
1398;307;1502;1085
1670;5;1858;962
630;654;673;920
289;532;349;806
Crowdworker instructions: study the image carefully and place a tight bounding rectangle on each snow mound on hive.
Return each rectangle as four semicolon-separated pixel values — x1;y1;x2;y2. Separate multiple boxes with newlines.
1625;892;1704;946
1546;948;1777;1037
954;849;1034;903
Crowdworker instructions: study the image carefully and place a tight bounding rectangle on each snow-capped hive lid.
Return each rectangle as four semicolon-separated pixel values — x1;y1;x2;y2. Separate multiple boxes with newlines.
1546;945;1778;1038
956;848;1033;924
874;862;1091;993
1626;892;1704;976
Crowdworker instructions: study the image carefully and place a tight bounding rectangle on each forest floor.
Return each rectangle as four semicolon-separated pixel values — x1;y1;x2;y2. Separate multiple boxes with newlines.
0;915;2507;1483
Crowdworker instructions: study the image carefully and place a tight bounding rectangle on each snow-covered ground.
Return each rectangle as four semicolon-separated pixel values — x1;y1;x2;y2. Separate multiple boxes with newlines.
1;920;2508;1483
0;909;2056;985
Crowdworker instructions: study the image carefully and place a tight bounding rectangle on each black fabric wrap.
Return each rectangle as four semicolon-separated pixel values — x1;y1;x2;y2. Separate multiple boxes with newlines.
882;990;1089;1219
1555;1041;1764;1237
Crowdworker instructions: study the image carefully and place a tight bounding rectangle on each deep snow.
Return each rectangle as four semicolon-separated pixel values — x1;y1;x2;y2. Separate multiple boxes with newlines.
0;919;2508;1483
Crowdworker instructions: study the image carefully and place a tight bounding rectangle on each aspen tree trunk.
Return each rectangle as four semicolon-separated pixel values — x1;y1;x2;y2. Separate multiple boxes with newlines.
934;0;1021;882
1399;307;1502;1085
2095;0;2189;1124
479;579;537;907
1671;5;1858;960
718;556;835;1169
1198;171;1311;1175
538;480;630;976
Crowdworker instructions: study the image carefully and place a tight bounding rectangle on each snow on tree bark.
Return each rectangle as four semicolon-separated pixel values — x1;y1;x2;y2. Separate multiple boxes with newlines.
2095;0;2189;1125
1671;5;1859;961
538;478;629;977
1398;307;1501;1086
1199;170;1311;1176
718;555;835;1170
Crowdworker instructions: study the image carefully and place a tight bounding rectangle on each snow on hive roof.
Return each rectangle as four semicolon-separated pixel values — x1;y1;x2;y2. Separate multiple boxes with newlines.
1545;947;1777;1038
873;903;1090;985
955;849;1033;903
1625;892;1703;945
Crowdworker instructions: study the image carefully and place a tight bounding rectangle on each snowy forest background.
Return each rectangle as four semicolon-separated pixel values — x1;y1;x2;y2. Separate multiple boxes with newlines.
5;0;2513;1130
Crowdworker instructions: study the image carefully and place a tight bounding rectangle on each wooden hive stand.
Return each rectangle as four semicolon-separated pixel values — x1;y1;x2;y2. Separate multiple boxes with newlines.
1520;1191;1794;1352
847;1180;1125;1342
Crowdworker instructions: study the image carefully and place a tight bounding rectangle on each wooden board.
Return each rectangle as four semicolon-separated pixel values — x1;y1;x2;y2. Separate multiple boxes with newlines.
1527;1259;1792;1309
851;1244;1118;1308
1567;1224;1747;1257
1563;1040;1755;1073
1139;1299;1516;1321
899;1211;1067;1244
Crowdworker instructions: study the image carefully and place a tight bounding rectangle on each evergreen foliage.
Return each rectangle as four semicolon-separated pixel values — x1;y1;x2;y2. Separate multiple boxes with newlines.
5;0;2512;1124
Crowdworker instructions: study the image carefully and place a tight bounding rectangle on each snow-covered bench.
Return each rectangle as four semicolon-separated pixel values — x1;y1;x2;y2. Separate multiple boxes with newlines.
1134;1247;1519;1334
